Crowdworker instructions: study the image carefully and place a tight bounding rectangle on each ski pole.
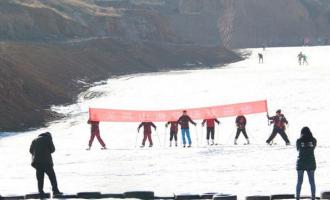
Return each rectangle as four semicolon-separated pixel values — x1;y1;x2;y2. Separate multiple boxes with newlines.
195;125;199;147
216;123;221;145
135;129;139;148
226;126;236;144
163;126;167;147
155;129;161;148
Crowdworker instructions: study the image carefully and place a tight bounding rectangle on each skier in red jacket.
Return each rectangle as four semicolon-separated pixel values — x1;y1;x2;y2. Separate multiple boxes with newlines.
266;109;290;145
138;122;157;147
202;118;220;145
86;120;106;150
234;115;250;145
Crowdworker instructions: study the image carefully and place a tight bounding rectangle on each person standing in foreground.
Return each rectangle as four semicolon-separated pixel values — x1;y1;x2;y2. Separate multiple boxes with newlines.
296;127;317;200
87;120;106;150
266;109;290;145
234;115;249;145
202;118;220;145
29;132;62;196
165;121;179;147
177;110;197;147
138;122;157;147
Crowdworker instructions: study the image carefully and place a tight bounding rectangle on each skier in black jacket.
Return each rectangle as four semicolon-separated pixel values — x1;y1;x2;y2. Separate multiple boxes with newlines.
29;132;62;196
177;110;197;147
296;127;317;200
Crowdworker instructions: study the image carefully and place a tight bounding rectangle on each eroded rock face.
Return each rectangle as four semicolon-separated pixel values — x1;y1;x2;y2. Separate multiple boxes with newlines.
1;0;330;47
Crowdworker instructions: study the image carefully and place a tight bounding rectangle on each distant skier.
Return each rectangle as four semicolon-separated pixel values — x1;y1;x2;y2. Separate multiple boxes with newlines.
296;127;317;200
138;122;157;147
87;120;106;150
266;109;290;145
177;110;197;147
202;118;220;145
234;115;249;145
258;53;264;64
165;121;179;147
298;52;303;65
302;54;308;65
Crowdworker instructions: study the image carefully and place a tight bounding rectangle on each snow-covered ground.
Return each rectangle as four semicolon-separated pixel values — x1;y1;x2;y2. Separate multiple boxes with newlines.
1;46;330;199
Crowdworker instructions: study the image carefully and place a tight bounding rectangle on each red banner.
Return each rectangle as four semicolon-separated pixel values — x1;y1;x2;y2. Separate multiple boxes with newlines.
89;100;268;122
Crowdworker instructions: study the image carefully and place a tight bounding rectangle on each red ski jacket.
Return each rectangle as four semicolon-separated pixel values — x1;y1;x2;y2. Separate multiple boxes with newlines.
138;122;156;134
166;121;179;133
235;115;247;129
202;118;220;128
268;114;288;129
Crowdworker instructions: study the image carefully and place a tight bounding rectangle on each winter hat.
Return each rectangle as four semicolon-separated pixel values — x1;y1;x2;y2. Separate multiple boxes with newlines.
276;109;281;113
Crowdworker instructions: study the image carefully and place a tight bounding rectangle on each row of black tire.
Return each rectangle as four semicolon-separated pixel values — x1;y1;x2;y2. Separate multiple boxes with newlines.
0;191;329;199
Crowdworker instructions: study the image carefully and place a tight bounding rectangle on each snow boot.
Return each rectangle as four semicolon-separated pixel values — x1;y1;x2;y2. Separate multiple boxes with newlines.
175;141;178;147
86;147;91;151
207;140;210;145
169;142;172;147
246;138;250;145
211;140;215;145
149;144;153;147
234;139;238;145
140;144;145;148
101;146;107;150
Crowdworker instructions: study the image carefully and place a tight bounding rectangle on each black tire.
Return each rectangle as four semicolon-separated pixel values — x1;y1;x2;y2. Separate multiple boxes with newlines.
213;194;237;200
270;194;294;200
124;191;154;199
321;191;330;199
246;195;270;200
77;192;102;199
53;194;78;199
175;193;201;200
25;193;50;199
2;195;25;199
101;193;124;199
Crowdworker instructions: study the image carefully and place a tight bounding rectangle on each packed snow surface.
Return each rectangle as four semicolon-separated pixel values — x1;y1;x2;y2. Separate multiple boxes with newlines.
1;46;330;199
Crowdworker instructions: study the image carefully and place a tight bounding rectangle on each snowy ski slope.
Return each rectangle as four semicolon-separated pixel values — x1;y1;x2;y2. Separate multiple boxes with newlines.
1;46;330;198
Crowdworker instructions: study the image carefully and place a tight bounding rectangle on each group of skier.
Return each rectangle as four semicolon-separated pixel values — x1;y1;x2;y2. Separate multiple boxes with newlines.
87;109;291;149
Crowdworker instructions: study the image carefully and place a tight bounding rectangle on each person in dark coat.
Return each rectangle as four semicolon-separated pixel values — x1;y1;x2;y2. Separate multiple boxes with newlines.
266;109;290;145
87;120;106;150
177;110;197;147
258;53;263;64
234;115;249;145
202;118;220;145
296;127;317;200
138;122;157;147
165;121;179;147
29;132;62;195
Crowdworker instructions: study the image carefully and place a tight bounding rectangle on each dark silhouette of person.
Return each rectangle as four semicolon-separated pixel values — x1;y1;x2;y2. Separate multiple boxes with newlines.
165;121;179;147
138;122;157;147
29;132;62;196
202;118;220;145
258;53;264;63
87;120;106;150
266;109;290;145
296;127;317;200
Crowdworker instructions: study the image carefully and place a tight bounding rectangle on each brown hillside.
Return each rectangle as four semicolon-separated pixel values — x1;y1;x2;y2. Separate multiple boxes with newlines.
0;40;240;131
